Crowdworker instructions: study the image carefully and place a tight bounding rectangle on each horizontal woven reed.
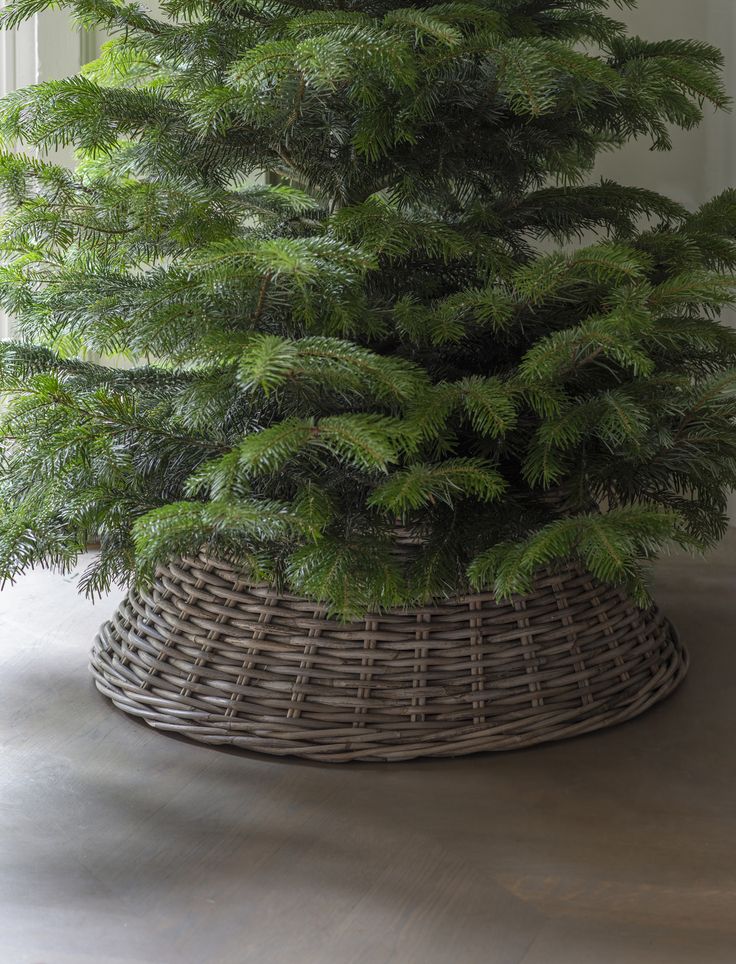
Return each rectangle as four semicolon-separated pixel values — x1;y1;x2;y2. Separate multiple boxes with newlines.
90;554;688;762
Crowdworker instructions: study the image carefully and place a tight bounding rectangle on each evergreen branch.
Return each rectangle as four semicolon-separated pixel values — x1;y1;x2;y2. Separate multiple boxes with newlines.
237;333;428;401
457;376;518;436
468;507;683;604
368;458;506;513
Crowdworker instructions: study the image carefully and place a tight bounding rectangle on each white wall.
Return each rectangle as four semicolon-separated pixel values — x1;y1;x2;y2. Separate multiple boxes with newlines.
0;12;93;337
0;11;85;104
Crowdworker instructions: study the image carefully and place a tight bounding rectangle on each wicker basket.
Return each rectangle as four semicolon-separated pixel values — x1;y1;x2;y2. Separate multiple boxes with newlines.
90;554;687;762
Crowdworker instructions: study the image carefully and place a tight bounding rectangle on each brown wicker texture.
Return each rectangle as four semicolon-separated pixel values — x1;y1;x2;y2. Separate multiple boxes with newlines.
90;554;688;762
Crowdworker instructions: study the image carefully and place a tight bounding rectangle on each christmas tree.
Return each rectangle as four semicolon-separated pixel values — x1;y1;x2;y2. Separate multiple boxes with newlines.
2;0;736;618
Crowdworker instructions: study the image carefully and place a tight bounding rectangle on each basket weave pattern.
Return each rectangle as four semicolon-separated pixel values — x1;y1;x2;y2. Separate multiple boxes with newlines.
90;555;687;762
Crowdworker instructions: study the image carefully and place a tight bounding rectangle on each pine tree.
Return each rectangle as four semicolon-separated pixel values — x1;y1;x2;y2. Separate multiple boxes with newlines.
2;0;736;617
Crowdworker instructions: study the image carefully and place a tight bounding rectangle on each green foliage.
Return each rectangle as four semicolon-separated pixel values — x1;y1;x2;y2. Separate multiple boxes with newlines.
2;0;736;616
457;377;518;437
237;334;427;401
132;498;308;581
468;507;686;604
368;458;506;513
287;531;403;620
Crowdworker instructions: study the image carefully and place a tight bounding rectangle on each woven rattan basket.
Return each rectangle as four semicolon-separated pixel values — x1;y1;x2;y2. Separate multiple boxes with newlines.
90;554;687;762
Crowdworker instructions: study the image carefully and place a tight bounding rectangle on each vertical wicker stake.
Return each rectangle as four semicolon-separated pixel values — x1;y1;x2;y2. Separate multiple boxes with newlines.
90;556;688;763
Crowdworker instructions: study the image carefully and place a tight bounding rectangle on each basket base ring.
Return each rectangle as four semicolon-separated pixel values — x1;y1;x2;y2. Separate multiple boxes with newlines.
89;557;689;763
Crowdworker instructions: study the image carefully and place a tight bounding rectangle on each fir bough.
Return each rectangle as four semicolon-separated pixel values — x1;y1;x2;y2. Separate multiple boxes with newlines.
2;0;736;617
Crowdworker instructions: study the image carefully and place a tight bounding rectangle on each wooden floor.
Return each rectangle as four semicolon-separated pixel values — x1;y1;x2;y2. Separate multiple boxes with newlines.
2;545;736;964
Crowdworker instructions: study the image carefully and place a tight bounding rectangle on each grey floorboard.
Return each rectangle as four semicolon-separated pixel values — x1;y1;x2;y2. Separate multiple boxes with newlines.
2;545;735;964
